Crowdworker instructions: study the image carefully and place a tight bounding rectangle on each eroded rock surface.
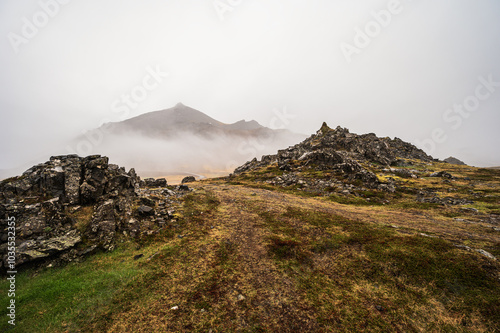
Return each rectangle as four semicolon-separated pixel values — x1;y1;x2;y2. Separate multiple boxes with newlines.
233;123;434;191
0;155;186;271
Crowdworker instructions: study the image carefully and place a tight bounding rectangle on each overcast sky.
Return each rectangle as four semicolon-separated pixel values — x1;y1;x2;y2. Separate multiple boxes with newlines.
1;0;499;170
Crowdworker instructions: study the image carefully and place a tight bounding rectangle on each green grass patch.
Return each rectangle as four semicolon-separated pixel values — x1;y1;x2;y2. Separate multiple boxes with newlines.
0;242;155;332
182;189;220;225
264;207;500;331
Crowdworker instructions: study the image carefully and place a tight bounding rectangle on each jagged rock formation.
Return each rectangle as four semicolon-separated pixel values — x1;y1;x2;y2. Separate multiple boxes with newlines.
0;155;186;271
233;123;434;191
444;156;466;165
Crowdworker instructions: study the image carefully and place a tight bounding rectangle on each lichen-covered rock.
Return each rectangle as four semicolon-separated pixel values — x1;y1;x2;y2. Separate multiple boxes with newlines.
0;154;184;271
15;230;81;265
232;122;437;193
235;123;433;176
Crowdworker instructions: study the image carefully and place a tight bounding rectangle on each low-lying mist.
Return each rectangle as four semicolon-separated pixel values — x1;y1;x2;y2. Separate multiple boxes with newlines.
67;130;306;179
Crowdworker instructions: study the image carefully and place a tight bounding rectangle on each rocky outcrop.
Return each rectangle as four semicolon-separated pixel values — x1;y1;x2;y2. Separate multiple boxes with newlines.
444;156;466;165
0;155;185;272
233;123;433;190
0;155;139;205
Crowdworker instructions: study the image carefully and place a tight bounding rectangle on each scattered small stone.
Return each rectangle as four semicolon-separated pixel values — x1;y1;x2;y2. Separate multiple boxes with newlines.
170;306;179;310
375;305;384;312
461;207;479;213
177;185;190;191
137;205;154;216
71;206;81;212
454;244;472;251
475;249;497;261
430;171;453;179
236;294;246;302
133;254;144;260
419;233;437;238
147;252;159;261
140;196;156;206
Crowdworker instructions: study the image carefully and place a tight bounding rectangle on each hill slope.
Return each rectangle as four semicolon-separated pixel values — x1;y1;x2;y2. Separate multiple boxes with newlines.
2;171;499;331
1;123;499;332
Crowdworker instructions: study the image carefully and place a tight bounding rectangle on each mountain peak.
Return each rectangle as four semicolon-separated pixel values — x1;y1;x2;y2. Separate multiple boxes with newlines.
175;102;186;108
228;119;264;131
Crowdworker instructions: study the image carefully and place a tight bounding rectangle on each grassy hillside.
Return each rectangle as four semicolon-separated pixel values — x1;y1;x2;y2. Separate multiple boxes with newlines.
1;163;499;332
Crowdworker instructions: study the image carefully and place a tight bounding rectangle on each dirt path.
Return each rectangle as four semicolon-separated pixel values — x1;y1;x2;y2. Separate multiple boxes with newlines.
106;181;499;332
196;182;499;247
204;184;321;331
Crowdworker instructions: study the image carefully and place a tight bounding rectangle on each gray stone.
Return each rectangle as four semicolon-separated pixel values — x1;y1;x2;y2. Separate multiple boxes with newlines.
181;176;196;184
475;249;496;260
14;230;81;266
137;205;154;216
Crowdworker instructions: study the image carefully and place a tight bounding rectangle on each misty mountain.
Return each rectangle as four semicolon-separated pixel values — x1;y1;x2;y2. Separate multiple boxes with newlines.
72;103;306;177
99;103;287;139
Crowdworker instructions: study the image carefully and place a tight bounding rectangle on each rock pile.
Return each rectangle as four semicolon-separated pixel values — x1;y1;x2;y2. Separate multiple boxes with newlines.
0;155;186;271
233;122;434;191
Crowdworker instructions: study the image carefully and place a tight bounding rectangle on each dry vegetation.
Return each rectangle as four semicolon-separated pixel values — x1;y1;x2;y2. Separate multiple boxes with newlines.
1;162;499;332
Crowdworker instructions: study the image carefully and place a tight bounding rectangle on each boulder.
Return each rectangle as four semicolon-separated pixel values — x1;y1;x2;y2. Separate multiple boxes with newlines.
14;230;81;266
181;176;196;184
144;178;167;187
